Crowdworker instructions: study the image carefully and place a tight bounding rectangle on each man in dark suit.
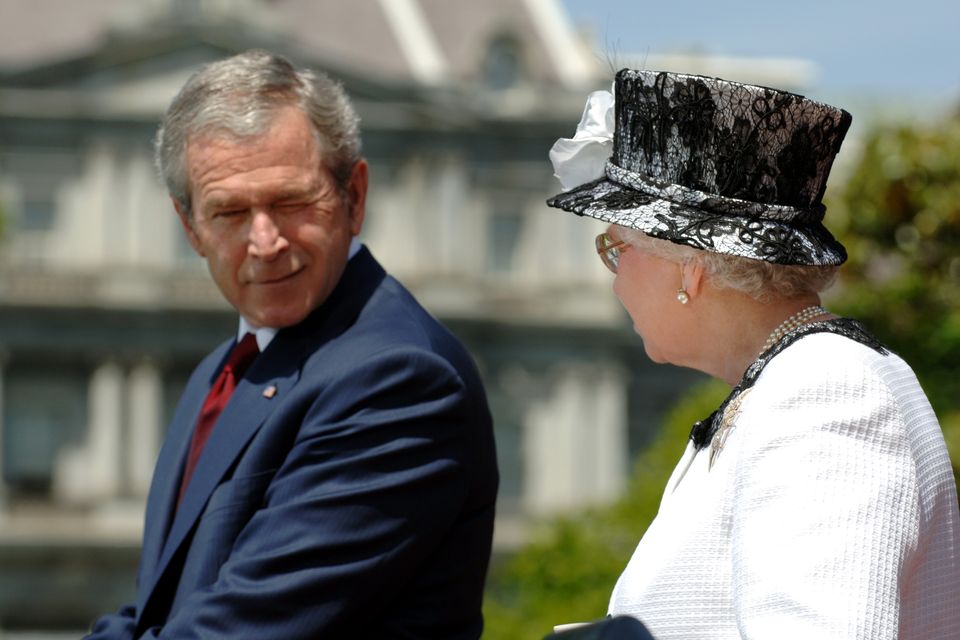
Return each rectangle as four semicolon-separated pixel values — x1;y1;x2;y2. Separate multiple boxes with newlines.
86;49;498;639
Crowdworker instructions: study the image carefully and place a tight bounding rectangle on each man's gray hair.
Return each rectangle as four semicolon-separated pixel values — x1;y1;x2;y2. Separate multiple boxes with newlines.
155;49;361;216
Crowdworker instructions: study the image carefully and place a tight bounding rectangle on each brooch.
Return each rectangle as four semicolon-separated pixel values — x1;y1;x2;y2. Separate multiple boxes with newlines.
709;387;752;470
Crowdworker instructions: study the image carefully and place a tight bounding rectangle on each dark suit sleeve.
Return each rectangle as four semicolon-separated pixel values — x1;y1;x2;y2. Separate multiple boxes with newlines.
149;345;486;639
84;603;137;639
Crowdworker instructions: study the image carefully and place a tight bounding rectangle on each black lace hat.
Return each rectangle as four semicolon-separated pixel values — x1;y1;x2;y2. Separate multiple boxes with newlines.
547;69;852;265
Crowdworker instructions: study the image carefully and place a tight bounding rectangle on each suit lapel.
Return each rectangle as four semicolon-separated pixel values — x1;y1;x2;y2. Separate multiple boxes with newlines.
136;344;227;614
155;356;300;571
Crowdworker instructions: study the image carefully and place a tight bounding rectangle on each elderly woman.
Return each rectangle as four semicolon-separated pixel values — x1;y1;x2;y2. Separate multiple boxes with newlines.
547;70;960;639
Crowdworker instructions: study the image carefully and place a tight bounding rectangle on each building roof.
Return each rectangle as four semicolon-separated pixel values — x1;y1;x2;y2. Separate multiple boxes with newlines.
0;0;598;90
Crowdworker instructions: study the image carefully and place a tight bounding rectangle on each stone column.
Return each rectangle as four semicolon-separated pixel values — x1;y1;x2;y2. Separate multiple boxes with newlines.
54;361;124;503
524;365;580;514
588;365;628;502
524;362;628;515
127;360;162;497
87;361;124;499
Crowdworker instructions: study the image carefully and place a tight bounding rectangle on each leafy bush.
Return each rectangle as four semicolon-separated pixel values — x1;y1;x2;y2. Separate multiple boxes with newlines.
829;111;960;471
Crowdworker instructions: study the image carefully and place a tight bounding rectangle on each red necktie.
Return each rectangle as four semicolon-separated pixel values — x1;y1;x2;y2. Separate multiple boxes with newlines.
178;333;260;505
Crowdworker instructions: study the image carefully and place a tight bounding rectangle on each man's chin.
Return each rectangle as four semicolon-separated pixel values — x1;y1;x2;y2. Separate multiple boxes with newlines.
238;297;315;330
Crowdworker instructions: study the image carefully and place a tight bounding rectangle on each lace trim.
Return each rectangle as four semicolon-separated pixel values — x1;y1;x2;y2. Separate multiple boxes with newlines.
605;161;825;224
549;178;848;266
689;318;888;451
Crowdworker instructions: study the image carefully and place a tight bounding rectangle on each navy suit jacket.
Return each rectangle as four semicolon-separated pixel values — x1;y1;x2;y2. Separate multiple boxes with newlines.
86;248;498;639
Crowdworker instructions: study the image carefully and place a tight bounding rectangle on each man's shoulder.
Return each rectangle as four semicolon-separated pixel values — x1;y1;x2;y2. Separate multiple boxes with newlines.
333;274;457;360
275;250;482;386
318;267;482;384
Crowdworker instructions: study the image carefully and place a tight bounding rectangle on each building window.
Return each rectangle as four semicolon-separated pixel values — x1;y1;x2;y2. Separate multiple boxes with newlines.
19;185;57;231
162;366;193;434
0;150;79;233
488;209;524;274
490;396;524;507
2;368;87;496
482;35;524;91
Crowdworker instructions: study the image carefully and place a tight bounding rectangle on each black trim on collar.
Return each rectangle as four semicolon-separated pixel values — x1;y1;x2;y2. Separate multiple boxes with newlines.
689;318;888;450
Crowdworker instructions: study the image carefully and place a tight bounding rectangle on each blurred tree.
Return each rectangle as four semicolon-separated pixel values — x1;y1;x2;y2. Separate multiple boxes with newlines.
482;108;960;638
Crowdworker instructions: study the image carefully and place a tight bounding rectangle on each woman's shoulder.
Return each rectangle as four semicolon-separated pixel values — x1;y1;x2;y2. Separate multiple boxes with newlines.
745;326;941;453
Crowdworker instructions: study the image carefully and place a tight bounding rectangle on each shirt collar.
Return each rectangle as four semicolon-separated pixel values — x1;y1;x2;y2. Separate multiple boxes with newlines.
237;318;277;351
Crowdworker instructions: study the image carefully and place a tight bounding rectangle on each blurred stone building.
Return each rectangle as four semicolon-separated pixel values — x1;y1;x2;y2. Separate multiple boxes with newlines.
0;0;810;632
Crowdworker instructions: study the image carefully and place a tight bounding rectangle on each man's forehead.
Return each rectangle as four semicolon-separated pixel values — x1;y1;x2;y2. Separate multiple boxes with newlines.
185;138;323;183
201;178;319;205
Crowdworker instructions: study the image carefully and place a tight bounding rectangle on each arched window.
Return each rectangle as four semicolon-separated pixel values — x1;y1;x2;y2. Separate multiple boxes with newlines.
482;34;524;90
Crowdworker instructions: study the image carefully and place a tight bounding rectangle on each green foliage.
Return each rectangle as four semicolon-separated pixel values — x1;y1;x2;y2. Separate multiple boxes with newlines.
828;112;960;467
483;380;729;639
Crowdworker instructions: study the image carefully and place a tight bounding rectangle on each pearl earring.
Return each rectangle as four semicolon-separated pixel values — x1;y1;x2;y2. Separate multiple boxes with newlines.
677;265;689;304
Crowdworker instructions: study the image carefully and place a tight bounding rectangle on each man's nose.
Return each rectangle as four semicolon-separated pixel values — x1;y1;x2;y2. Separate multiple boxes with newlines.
248;211;289;260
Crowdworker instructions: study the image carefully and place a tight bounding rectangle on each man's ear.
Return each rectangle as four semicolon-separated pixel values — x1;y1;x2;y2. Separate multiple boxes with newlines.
344;159;368;236
173;198;205;257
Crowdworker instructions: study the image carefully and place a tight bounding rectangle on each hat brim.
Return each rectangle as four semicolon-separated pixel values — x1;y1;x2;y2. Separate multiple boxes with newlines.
547;178;847;266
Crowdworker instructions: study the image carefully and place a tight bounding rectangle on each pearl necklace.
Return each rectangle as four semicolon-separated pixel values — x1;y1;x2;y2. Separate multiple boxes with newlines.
761;305;828;353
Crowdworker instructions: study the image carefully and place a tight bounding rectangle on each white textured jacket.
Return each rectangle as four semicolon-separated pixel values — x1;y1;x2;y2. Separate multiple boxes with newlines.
609;325;960;639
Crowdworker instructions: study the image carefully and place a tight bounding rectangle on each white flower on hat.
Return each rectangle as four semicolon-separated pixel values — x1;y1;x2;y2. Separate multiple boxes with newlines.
549;88;615;191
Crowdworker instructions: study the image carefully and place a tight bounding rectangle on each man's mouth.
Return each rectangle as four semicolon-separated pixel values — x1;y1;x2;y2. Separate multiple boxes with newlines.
253;267;304;285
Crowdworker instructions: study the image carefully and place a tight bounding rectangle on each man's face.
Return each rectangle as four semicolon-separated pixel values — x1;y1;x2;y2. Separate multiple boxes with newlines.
176;106;367;329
